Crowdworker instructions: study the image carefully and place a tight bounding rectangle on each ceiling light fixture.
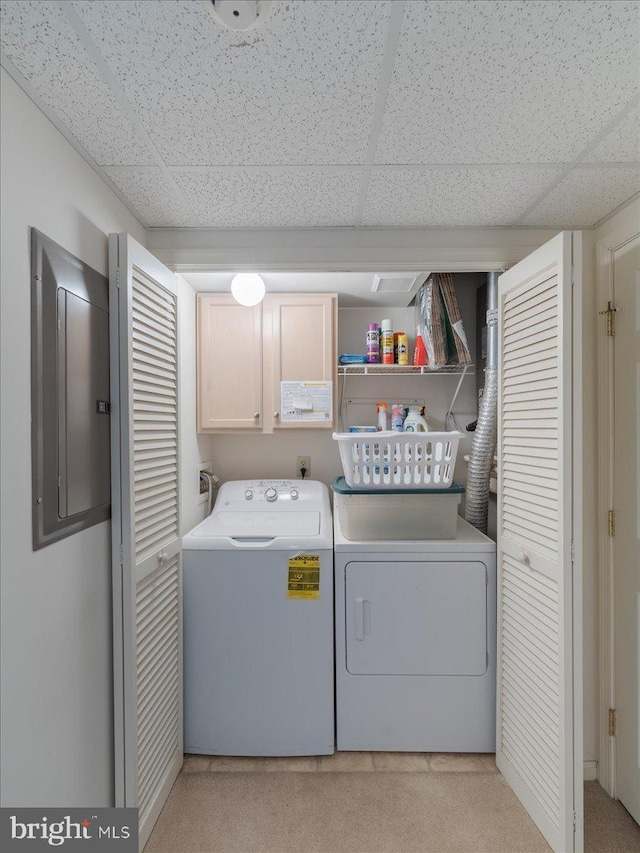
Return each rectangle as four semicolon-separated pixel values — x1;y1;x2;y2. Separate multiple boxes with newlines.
206;0;273;32
231;273;266;306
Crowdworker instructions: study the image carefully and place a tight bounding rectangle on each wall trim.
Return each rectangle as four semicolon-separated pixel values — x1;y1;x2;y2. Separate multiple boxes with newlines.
146;226;559;273
595;199;640;797
584;761;598;782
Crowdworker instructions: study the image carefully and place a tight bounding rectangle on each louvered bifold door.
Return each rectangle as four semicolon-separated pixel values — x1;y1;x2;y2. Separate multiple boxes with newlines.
496;232;583;853
110;234;182;851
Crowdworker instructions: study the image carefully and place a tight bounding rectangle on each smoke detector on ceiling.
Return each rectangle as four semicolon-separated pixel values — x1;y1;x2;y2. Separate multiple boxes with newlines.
206;0;273;31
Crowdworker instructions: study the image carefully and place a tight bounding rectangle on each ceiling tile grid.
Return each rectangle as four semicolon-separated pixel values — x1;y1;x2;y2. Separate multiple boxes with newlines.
0;0;154;166
171;167;364;228
361;166;563;227
71;0;391;167
521;165;640;227
374;0;640;165
1;0;638;229
584;105;640;163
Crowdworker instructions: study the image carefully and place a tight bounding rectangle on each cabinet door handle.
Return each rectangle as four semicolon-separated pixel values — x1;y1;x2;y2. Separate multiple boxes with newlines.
273;411;280;419
253;412;260;419
518;551;531;567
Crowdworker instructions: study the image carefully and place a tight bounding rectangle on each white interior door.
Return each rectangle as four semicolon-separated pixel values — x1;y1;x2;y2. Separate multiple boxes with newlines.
613;235;640;823
497;231;583;852
110;233;182;850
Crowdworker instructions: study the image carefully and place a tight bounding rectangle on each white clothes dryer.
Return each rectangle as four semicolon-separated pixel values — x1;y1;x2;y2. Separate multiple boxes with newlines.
182;479;334;756
334;506;497;753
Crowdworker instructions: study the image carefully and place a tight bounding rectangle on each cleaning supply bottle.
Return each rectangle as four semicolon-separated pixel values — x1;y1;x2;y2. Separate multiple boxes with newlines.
377;401;388;431
396;332;409;365
366;323;379;363
391;403;404;432
403;405;429;432
381;319;394;364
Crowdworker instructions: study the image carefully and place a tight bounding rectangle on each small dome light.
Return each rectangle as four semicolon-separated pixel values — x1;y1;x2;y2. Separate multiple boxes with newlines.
231;273;265;306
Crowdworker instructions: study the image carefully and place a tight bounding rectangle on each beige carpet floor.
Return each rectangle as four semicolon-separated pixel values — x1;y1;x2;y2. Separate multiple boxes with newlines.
145;770;550;853
584;781;640;852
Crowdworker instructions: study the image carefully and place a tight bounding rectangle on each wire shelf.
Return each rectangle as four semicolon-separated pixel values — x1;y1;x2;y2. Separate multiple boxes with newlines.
338;363;474;376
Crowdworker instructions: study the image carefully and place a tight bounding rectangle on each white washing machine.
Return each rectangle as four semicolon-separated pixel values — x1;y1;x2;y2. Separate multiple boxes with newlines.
182;479;334;756
334;509;497;752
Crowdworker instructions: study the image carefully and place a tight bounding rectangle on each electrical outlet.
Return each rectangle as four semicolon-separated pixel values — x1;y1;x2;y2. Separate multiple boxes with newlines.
296;456;311;479
197;461;212;505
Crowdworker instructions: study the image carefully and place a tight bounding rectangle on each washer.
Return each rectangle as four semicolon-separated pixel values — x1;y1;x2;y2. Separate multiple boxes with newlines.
334;509;496;753
182;479;334;756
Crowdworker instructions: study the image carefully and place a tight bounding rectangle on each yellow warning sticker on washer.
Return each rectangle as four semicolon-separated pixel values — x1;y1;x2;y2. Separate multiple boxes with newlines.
288;554;320;599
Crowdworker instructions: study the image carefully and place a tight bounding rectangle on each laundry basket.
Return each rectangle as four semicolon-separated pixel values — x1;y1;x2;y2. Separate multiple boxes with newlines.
332;430;463;490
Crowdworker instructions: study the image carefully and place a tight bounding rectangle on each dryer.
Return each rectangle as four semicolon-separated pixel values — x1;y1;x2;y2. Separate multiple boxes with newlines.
182;479;334;756
334;511;496;752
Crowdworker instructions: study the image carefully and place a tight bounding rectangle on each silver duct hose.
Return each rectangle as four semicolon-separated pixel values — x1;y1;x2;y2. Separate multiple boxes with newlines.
465;272;499;534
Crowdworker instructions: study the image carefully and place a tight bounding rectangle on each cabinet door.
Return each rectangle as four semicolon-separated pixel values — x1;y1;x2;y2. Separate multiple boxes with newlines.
263;294;337;431
197;294;262;431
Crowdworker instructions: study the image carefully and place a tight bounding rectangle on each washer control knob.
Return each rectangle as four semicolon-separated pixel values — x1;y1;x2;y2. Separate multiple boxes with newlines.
265;487;278;502
244;489;253;500
290;489;299;500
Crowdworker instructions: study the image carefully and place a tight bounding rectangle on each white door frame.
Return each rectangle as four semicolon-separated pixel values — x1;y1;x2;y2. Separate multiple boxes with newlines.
596;211;640;796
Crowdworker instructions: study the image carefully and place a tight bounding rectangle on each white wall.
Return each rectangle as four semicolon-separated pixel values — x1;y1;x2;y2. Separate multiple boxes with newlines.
203;278;482;494
0;69;145;807
178;275;211;533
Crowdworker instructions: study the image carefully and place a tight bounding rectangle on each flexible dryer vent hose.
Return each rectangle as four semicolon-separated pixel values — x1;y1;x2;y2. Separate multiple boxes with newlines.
465;272;499;534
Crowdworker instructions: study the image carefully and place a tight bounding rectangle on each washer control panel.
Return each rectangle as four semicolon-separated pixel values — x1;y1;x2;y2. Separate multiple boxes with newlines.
234;479;307;504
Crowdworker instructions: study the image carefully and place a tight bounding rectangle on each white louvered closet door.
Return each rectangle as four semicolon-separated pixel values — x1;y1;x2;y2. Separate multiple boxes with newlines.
109;234;182;851
497;232;583;853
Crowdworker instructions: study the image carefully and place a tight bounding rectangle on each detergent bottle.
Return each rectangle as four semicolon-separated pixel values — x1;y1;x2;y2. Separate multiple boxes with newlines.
403;405;429;432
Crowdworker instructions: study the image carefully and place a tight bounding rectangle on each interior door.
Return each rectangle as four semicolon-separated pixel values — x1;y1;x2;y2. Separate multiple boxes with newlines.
110;234;182;850
497;231;583;852
613;235;640;823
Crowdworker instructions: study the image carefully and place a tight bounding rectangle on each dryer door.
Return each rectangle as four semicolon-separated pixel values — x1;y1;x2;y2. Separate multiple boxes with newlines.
345;560;487;676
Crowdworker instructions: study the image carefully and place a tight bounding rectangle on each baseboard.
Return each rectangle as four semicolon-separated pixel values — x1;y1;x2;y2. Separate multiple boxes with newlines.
584;760;598;782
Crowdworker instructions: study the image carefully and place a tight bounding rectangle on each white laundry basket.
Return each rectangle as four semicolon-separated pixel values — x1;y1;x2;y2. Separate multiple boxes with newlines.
332;430;463;490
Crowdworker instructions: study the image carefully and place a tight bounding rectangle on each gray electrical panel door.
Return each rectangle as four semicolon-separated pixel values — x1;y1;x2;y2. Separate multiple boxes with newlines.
31;228;111;549
57;288;110;518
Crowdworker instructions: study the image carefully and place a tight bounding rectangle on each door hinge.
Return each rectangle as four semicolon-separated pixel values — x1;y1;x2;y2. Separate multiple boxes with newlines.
570;539;575;563
573;808;577;832
608;708;617;737
571;266;575;288
607;510;616;537
116;268;120;288
119;542;124;565
598;300;618;336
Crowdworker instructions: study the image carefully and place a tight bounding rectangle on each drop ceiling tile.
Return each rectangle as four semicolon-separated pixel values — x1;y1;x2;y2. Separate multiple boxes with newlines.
521;166;640;227
361;167;562;227
0;0;154;166
584;106;640;162
171;168;363;227
376;0;640;165
103;168;197;227
72;0;390;166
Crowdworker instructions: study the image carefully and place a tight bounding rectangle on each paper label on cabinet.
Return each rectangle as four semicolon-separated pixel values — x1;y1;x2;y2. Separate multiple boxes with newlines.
288;554;320;599
281;381;332;422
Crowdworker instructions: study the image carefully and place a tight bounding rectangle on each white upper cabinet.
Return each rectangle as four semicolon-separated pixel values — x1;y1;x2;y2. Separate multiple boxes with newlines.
197;293;337;434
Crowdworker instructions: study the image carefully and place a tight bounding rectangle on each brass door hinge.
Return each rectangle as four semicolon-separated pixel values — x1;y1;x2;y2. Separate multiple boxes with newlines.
608;510;616;537
609;708;617;737
599;301;618;336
